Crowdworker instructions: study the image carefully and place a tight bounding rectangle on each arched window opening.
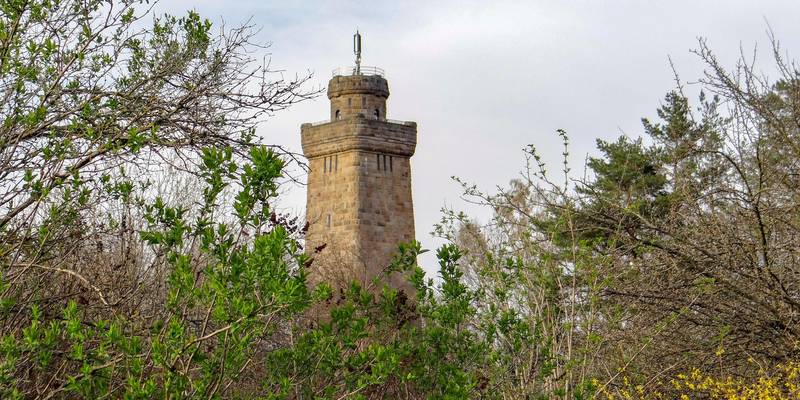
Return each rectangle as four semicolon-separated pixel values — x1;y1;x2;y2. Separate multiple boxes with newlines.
374;109;380;120
335;110;341;120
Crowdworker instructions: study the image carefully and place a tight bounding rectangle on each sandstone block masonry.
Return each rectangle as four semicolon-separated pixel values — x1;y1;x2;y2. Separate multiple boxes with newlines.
301;73;417;290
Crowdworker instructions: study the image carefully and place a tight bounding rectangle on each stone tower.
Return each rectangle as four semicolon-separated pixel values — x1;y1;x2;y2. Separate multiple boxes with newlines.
301;42;416;289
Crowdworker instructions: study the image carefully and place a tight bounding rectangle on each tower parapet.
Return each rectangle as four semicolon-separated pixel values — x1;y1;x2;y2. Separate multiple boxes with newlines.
301;117;416;159
327;70;389;121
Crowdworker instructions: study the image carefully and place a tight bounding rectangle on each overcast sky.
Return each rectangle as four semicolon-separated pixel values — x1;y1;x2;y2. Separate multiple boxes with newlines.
158;0;800;272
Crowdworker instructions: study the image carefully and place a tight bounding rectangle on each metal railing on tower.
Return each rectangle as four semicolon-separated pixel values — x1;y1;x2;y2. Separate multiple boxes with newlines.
331;66;385;77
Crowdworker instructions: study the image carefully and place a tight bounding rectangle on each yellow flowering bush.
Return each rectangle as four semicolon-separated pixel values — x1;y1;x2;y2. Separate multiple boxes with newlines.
595;361;800;399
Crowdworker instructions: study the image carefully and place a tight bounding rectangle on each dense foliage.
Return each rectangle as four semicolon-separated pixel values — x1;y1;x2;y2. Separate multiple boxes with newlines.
2;1;799;399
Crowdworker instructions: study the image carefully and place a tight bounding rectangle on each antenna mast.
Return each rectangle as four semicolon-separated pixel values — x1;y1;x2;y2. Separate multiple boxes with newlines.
353;30;362;75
